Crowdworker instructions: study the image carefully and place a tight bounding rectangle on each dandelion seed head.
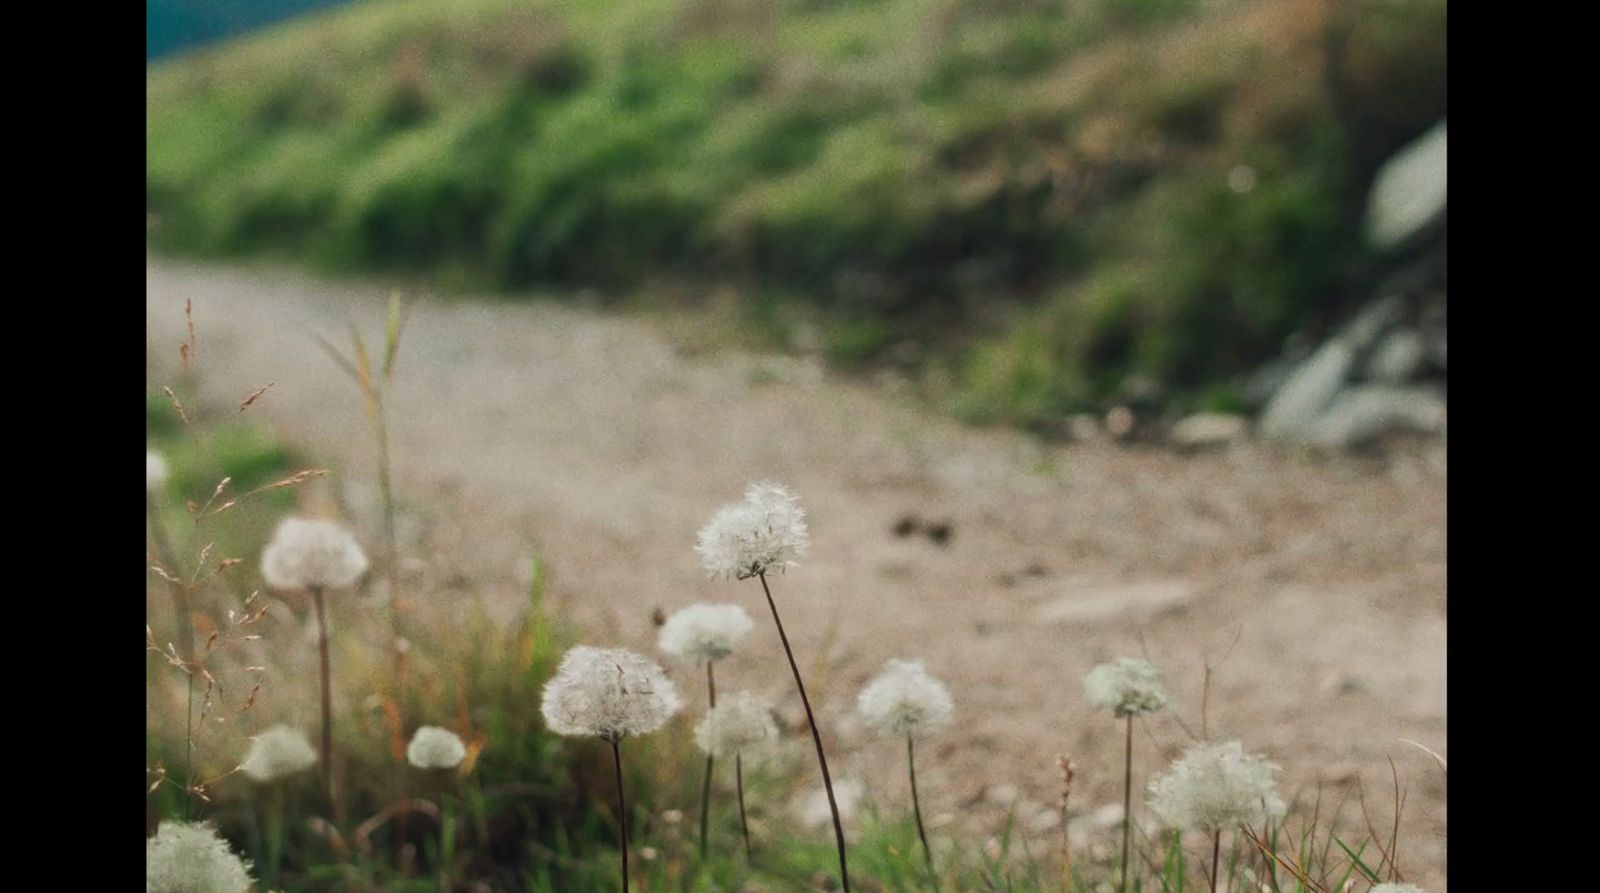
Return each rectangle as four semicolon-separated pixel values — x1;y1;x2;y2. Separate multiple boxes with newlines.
694;690;780;762
406;725;467;769
146;820;254;893
540;646;682;741
856;658;955;739
1083;657;1171;717
1147;740;1286;831
261;516;369;591
148;450;170;493
658;602;754;663
241;724;318;783
695;481;809;580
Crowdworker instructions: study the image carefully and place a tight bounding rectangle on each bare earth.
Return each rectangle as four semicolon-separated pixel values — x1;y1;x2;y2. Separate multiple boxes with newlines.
147;259;1447;888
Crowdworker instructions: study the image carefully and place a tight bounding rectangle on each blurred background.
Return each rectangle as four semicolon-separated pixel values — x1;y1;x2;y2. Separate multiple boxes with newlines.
147;0;1445;434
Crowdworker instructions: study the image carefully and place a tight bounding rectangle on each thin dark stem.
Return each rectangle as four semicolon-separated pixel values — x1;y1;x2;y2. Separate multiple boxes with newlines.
699;661;717;860
1210;829;1221;893
1121;714;1133;893
908;735;938;892
758;571;850;892
311;585;334;806
611;738;630;893
184;671;195;820
736;753;751;860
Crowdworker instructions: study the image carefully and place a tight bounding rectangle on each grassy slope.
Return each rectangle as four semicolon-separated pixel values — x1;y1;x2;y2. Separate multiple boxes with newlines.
147;0;1445;427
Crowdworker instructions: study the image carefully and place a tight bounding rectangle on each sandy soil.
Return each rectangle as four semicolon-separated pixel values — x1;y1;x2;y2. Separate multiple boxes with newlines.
147;258;1446;889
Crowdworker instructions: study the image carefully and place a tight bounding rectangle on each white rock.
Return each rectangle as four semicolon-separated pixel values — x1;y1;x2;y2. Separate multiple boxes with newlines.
1365;328;1426;383
1367;121;1447;249
1259;297;1403;442
1310;386;1447;448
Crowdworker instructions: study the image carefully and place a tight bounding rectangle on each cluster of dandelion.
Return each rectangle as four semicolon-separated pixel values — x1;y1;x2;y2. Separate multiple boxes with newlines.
147;448;1438;893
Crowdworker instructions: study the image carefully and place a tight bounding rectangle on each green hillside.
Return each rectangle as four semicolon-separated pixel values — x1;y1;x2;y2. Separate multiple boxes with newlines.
146;0;1445;427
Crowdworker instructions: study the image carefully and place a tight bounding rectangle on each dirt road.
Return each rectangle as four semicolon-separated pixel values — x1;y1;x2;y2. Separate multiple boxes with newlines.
147;258;1446;886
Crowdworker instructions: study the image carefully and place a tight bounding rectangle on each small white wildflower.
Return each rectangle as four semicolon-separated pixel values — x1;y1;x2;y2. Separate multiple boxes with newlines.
407;725;468;770
695;481;810;580
1083;657;1171;717
856;658;955;739
241;724;318;783
1147;740;1286;831
147;450;170;493
694;690;780;762
540;646;683;741
658;603;755;663
146;820;254;893
261;516;369;591
1371;886;1429;893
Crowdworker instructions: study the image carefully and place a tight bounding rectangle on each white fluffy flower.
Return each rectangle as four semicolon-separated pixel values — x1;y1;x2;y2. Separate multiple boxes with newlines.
540;646;683;742
1084;657;1171;717
695;482;810;580
146;820;254;893
694;691;780;761
241;724;318;783
407;726;467;770
856;658;955;739
261;516;369;591
1371;886;1428;893
1147;740;1286;831
147;450;170;493
659;603;755;663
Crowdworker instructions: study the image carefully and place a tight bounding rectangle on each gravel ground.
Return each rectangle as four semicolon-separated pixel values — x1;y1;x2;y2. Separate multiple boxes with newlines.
148;258;1447;889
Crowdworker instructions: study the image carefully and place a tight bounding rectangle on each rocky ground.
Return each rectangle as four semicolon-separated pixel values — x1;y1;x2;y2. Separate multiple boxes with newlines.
147;258;1446;889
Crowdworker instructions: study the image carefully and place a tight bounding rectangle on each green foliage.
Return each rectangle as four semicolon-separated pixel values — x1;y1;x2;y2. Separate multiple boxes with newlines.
147;0;1445;425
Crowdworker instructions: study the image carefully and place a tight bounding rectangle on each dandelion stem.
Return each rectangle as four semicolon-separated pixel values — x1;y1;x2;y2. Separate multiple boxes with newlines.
736;753;752;860
311;584;334;805
908;735;939;891
611;738;631;893
757;571;850;892
1121;714;1133;893
1209;829;1221;893
699;661;717;860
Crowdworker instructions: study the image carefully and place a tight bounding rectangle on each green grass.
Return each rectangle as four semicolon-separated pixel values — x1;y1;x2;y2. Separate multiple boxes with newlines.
147;0;1444;424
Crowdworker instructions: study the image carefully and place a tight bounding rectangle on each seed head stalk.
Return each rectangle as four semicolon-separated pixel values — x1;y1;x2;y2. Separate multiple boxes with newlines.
1210;830;1221;893
908;735;938;891
1121;714;1133;893
699;661;717;860
611;738;631;893
310;584;336;813
735;753;751;860
757;570;849;892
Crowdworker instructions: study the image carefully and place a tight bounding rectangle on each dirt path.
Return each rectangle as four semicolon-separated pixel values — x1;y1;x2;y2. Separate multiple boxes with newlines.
147;258;1446;887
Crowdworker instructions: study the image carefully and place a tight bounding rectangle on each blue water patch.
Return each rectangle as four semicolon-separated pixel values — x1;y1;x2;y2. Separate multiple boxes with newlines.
147;0;356;60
